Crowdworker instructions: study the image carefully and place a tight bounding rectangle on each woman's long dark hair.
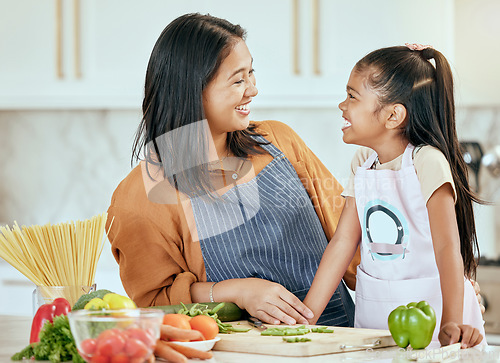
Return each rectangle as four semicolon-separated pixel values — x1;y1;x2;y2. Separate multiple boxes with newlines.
132;13;266;199
355;46;480;279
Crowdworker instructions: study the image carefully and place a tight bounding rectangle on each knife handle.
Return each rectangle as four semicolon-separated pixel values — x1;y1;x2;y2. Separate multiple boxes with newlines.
248;316;264;327
339;339;381;350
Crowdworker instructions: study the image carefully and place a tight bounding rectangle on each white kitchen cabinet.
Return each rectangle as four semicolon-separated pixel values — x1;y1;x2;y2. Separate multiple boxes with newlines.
0;0;205;109
207;0;455;108
0;0;455;109
0;0;60;108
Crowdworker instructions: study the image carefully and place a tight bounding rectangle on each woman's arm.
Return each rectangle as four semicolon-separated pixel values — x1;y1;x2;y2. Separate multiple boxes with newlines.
191;278;314;325
303;196;361;324
427;183;483;348
107;207;198;307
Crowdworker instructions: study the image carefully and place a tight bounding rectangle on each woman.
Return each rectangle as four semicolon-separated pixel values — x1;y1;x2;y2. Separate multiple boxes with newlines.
106;13;359;326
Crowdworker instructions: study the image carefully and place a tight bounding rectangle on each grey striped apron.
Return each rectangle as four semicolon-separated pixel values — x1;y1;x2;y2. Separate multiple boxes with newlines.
190;135;354;326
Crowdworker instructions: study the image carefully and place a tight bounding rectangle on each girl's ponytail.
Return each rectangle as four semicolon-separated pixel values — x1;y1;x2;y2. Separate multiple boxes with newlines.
431;48;480;279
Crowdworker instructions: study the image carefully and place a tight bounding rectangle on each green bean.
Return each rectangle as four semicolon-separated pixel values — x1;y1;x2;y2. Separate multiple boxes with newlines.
282;337;311;343
311;326;334;333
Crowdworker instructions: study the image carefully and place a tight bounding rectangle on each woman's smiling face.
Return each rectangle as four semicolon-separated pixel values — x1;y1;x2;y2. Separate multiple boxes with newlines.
202;39;258;135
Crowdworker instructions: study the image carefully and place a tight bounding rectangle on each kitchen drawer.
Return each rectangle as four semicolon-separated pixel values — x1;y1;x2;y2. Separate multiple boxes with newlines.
477;266;500;334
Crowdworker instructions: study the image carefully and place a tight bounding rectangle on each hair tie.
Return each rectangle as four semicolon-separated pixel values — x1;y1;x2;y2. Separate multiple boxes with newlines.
405;43;433;51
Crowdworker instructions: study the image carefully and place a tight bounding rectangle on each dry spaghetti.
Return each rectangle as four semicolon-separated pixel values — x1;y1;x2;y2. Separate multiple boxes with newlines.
0;213;111;305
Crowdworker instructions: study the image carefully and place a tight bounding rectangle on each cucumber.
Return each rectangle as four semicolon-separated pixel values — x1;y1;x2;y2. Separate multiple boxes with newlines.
151;302;243;322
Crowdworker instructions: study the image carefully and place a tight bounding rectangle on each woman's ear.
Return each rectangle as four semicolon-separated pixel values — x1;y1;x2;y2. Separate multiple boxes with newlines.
386;104;407;129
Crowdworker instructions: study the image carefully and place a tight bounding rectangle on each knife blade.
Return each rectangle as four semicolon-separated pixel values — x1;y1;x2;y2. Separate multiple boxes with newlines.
247;316;267;330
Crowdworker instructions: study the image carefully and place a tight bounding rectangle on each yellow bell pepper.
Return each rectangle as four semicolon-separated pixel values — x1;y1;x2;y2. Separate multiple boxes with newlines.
102;293;137;309
84;297;110;310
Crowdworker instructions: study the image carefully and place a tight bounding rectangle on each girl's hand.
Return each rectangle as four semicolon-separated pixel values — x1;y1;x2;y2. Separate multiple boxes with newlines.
438;322;483;348
470;279;486;314
234;278;314;325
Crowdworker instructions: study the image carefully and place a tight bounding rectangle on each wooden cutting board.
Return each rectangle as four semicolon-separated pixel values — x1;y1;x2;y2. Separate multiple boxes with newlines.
214;321;396;357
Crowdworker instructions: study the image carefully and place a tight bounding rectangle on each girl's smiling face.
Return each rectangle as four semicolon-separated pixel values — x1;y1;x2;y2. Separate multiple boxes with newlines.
203;39;258;136
338;69;389;149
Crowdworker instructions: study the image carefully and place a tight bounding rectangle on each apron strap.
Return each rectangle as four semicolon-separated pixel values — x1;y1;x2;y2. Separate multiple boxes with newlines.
401;143;415;168
250;134;282;158
361;151;378;169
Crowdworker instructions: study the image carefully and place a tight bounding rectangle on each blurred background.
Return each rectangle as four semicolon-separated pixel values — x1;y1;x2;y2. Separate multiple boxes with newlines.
0;0;499;338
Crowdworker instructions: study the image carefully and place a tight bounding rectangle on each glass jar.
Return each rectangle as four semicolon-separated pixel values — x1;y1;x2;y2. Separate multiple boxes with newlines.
32;284;96;315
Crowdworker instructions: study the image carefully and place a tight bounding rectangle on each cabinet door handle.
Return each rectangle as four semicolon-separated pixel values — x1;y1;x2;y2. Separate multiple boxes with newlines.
73;0;82;78
56;0;64;79
312;0;320;75
292;0;300;75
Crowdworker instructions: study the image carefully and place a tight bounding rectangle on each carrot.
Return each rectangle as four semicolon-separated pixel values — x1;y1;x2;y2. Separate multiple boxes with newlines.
160;325;205;342
163;341;213;360
154;340;187;363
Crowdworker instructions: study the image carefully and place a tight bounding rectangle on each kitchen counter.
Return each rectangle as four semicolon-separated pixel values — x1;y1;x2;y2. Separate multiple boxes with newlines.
1;315;499;363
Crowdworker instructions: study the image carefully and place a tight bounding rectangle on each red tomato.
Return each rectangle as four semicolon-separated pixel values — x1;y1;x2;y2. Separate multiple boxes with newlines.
125;328;156;348
125;338;149;359
96;330;126;357
162;314;191;329
162;314;192;341
90;355;110;363
80;338;97;355
189;315;219;340
110;353;129;363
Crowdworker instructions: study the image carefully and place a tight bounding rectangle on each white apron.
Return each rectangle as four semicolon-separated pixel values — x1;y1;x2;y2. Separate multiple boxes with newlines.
354;144;485;343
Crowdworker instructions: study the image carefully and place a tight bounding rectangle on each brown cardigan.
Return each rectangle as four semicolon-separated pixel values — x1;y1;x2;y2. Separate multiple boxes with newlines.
106;120;360;307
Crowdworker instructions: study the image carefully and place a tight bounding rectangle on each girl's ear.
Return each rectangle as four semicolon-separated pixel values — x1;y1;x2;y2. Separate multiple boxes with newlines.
386;104;407;129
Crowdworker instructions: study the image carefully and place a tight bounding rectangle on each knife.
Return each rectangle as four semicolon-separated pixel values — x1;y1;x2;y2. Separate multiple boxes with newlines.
247;316;267;330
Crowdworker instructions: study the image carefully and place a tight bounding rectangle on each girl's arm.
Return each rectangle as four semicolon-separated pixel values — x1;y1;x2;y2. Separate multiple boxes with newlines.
427;183;483;348
303;196;361;324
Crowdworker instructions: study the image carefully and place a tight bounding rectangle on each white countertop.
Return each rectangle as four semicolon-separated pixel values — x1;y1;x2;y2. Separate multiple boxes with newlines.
1;315;499;363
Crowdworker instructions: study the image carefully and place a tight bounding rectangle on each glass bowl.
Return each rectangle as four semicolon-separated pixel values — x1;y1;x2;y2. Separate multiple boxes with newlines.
68;308;164;363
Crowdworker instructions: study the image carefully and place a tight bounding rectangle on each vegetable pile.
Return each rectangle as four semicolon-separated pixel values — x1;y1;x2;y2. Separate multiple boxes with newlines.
12;289;142;363
159;302;251;334
156;309;221;361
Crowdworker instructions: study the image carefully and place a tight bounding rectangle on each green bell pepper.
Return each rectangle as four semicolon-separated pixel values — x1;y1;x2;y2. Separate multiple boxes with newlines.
388;301;436;349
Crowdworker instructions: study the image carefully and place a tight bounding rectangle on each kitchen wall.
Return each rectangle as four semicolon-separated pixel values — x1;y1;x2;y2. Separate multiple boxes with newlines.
0;105;499;251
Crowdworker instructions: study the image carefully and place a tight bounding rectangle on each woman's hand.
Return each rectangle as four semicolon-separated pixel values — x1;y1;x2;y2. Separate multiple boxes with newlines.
233;278;314;325
438;322;483;348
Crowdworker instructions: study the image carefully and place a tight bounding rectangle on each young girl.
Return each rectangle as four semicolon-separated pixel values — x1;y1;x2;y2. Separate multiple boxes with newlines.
303;44;485;348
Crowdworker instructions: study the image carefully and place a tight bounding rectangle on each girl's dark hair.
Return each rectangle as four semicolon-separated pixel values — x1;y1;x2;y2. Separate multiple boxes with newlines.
132;13;266;198
355;46;480;279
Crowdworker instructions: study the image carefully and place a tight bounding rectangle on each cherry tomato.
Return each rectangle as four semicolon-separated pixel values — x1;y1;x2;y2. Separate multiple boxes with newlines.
80;338;97;355
125;328;156;348
90;355;110;363
97;329;121;340
110;353;130;363
189;315;219;340
125;337;149;359
96;330;126;357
